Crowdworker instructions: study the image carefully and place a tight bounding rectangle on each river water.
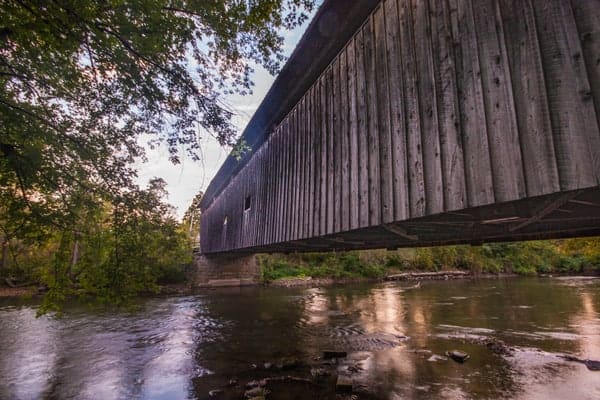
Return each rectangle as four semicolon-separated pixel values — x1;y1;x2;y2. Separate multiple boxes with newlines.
0;277;599;400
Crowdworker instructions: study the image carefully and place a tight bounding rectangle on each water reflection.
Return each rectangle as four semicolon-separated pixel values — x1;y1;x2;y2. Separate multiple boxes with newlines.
0;307;58;400
0;277;599;399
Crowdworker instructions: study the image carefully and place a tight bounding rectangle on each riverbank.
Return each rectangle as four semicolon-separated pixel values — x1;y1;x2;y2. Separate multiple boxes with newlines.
258;240;600;285
0;286;36;298
1;237;598;301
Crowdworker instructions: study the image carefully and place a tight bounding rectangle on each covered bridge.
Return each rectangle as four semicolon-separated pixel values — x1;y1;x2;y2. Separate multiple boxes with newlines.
199;0;600;255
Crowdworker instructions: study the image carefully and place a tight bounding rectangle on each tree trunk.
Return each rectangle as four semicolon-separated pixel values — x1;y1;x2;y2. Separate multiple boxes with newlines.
67;235;80;279
1;239;8;274
71;239;79;267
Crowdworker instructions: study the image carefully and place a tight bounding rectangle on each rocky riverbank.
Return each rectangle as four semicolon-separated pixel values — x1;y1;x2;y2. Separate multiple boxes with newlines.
0;285;36;298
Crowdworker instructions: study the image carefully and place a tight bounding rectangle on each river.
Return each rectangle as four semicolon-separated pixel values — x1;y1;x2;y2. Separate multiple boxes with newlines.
0;277;599;400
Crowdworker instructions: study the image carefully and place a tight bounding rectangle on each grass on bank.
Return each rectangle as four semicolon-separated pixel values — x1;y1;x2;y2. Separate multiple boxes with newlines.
258;238;600;283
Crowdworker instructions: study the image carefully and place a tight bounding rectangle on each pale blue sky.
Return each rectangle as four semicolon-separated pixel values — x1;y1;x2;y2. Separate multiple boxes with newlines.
135;12;316;219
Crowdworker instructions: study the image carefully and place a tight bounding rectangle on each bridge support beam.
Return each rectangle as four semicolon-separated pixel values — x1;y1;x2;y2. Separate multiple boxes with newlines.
191;253;260;288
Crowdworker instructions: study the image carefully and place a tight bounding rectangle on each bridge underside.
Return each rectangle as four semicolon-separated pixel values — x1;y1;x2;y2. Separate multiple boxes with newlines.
219;187;600;255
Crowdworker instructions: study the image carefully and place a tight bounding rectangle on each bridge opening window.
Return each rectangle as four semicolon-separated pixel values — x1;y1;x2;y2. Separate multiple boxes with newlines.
244;196;252;212
223;216;228;226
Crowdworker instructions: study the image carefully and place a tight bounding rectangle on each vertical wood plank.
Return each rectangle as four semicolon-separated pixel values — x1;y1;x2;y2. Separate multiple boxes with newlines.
355;29;371;228
534;0;600;189
398;0;425;217
287;116;294;242
413;0;444;215
305;92;311;238
570;0;600;184
498;0;559;197
306;85;317;237
296;104;303;240
313;83;322;236
273;128;281;244
384;0;409;221
280;124;287;243
333;58;342;233
327;66;335;234
255;147;263;246
340;47;350;232
374;5;395;223
311;81;321;236
297;98;305;240
289;115;296;241
264;142;270;245
347;37;360;230
472;0;526;202
262;139;270;245
281;119;288;242
364;16;382;226
276;126;283;244
248;161;254;247
448;0;494;207
320;75;328;235
429;0;467;211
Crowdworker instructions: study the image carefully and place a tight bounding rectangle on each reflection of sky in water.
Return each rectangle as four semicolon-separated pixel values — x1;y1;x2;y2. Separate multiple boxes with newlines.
0;297;214;400
0;277;599;400
0;308;58;400
140;302;200;400
513;285;600;400
302;288;330;325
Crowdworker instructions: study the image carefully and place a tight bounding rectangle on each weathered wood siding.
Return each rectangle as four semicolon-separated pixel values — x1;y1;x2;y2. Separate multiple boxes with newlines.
201;0;600;254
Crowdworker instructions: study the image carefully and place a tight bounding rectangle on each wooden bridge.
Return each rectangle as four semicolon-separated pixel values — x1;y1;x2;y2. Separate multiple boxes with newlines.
199;0;600;255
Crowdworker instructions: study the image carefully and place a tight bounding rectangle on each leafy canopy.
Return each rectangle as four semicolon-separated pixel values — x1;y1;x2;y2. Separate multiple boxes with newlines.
0;0;315;232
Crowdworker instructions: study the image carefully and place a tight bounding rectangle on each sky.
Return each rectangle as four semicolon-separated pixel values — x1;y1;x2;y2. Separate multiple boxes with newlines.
134;12;317;219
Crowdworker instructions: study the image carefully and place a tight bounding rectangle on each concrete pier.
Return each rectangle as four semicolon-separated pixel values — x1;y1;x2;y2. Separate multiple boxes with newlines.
191;253;260;288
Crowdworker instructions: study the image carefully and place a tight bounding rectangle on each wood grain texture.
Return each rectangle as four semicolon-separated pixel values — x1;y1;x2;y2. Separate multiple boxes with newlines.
200;0;600;254
429;0;466;211
355;29;370;228
498;0;560;197
340;48;351;232
384;0;409;221
333;57;342;233
347;37;360;230
570;0;600;184
398;0;425;218
374;5;394;223
534;0;600;189
413;0;444;215
472;0;526;202
364;16;382;226
450;0;494;208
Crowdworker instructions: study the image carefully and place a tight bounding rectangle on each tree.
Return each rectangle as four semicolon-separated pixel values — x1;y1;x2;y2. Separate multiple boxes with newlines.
0;0;316;232
182;190;203;246
37;177;193;313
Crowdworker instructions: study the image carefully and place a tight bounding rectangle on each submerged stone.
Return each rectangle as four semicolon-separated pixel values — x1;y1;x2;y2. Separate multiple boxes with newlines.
446;350;470;363
323;350;347;359
585;360;600;371
244;387;269;398
336;375;353;392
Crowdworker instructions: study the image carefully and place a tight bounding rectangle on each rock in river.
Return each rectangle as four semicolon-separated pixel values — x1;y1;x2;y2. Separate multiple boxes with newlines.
336;375;353;393
323;350;347;359
585;359;600;371
446;350;470;363
244;387;269;398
